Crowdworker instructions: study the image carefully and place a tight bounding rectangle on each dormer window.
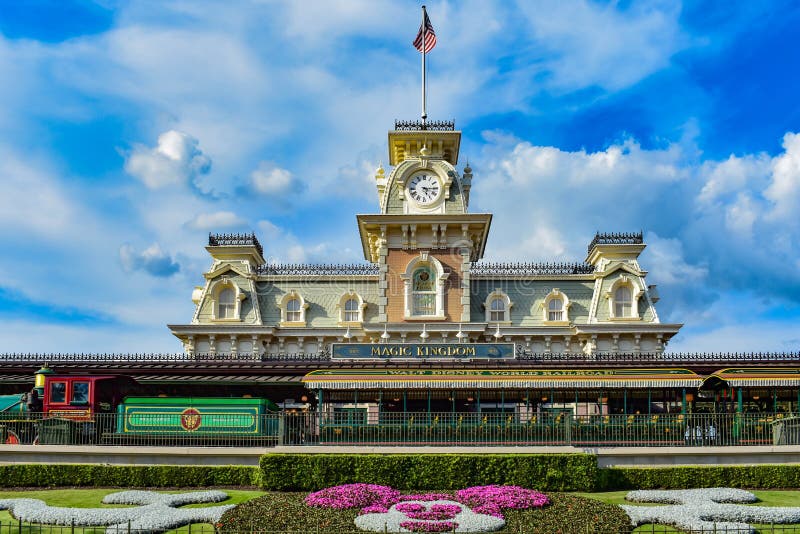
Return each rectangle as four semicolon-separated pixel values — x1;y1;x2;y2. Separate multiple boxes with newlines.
490;298;505;321
614;286;633;318
210;278;245;322
543;288;571;325
286;298;302;322
484;290;512;323
344;299;360;321
218;288;236;319
338;291;366;325
280;290;309;327
605;276;642;320
548;298;564;321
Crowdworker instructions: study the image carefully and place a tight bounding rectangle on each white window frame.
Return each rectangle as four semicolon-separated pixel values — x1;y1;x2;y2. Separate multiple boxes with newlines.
483;289;513;324
209;278;245;322
605;276;643;320
280;290;309;327
542;288;571;326
337;290;367;325
400;252;449;320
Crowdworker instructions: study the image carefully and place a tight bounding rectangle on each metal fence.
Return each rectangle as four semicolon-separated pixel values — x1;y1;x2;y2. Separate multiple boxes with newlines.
2;412;798;448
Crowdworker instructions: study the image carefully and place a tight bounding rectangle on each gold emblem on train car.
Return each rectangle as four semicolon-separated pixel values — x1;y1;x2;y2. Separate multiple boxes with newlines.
180;408;202;432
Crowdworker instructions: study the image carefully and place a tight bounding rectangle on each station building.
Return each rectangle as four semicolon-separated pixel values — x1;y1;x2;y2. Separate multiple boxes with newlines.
164;119;800;425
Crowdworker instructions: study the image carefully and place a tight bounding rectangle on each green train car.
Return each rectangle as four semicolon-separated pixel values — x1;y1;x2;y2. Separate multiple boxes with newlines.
116;396;280;438
1;367;284;445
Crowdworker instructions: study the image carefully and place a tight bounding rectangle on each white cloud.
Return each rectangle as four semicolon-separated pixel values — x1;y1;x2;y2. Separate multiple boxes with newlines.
765;132;800;222
250;161;303;196
0;146;76;238
516;0;689;91
125;130;211;189
642;233;708;287
119;243;180;277
698;153;771;203
185;211;246;231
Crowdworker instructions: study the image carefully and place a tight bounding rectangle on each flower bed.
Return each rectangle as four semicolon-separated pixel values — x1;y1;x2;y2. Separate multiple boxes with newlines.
0;490;233;534
303;484;551;531
220;491;631;533
621;488;800;533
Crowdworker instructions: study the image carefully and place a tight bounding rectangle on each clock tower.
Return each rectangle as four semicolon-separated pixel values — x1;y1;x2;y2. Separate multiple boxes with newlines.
357;120;492;328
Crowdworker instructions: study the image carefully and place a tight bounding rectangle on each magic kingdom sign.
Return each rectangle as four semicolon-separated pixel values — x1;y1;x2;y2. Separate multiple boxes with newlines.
331;343;515;360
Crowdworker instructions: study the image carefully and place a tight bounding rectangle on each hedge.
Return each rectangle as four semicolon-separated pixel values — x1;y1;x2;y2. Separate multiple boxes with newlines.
0;464;260;488
601;464;800;490
258;453;598;491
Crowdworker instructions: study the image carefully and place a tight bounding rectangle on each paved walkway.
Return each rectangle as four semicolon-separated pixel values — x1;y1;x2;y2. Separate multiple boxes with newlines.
2;444;800;466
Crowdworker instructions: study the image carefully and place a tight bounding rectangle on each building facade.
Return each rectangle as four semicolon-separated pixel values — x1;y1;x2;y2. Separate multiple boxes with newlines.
170;120;680;359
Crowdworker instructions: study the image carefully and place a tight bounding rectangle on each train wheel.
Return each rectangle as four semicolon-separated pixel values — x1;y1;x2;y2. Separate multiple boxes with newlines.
4;430;20;444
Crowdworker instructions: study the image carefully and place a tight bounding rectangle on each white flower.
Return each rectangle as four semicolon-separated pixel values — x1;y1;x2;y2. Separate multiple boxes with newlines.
621;488;800;533
0;491;233;534
354;499;505;533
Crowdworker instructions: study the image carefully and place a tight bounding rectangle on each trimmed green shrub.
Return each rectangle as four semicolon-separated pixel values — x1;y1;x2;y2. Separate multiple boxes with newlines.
0;464;260;488
601;464;800;490
258;453;598;491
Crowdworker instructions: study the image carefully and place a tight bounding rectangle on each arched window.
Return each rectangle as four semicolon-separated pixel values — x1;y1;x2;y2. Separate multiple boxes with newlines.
412;265;436;316
614;286;633;318
286;298;302;322
548;297;564;322
490;297;506;322
218;288;235;319
542;288;570;324
337;291;366;325
344;298;360;322
209;278;244;322
401;253;448;319
484;290;513;323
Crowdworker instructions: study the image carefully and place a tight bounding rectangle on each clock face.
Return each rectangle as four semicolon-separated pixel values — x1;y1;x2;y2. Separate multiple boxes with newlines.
407;173;442;205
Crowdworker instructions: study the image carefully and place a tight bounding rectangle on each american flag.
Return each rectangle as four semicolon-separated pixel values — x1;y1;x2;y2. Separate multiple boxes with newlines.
413;10;436;53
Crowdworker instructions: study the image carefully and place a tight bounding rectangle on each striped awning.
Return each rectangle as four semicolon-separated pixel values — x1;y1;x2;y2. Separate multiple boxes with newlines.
303;368;703;390
132;375;302;385
708;368;800;387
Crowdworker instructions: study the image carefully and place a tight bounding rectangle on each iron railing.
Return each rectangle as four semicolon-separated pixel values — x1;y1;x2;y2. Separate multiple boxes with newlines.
2;351;799;364
208;233;263;257
256;263;379;276
2;412;797;448
588;232;644;253
470;262;595;275
0;352;331;363
394;119;455;131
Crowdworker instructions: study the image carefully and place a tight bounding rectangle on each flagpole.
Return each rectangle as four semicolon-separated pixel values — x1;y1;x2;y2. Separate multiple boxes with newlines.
421;5;427;126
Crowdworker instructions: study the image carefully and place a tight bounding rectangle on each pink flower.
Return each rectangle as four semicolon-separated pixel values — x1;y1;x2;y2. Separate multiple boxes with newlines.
455;485;549;519
305;484;400;510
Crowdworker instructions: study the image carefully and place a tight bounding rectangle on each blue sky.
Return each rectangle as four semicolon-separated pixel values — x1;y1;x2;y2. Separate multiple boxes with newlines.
1;0;799;353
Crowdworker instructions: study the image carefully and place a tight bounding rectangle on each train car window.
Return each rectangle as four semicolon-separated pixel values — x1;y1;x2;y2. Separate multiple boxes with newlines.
71;382;89;405
50;382;67;403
